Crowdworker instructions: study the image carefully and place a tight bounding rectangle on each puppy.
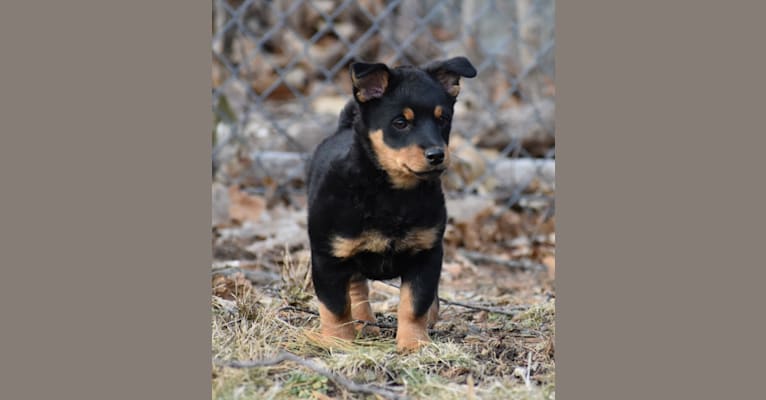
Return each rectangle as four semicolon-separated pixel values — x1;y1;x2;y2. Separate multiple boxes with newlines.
307;57;476;352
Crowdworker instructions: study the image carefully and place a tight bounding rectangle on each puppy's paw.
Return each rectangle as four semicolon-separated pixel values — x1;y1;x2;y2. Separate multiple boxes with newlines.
305;330;355;351
395;323;431;353
320;322;357;341
396;336;431;353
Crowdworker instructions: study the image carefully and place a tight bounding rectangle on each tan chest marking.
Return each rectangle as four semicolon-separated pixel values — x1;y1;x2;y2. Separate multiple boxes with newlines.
330;227;441;259
393;227;439;253
331;230;390;259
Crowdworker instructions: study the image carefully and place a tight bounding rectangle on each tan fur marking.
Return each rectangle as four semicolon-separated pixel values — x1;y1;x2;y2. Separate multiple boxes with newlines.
434;105;443;119
448;85;460;97
403;107;415;121
397;283;430;352
369;129;433;189
331;230;390;258
349;278;380;335
394;227;440;253
332;227;441;258
318;301;355;340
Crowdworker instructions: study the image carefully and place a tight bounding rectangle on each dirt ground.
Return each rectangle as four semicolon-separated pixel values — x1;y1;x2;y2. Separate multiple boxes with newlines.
212;184;555;399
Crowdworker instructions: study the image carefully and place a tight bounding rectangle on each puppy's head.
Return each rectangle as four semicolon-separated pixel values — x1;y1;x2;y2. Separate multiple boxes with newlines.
350;57;476;189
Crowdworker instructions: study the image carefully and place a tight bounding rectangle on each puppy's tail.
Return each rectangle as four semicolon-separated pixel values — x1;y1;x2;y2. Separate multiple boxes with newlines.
337;100;359;130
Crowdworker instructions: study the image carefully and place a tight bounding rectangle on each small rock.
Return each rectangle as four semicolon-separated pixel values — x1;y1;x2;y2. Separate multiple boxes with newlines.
212;182;230;227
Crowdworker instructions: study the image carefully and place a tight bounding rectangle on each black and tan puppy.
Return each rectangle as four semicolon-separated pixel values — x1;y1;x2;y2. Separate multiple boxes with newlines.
307;57;476;352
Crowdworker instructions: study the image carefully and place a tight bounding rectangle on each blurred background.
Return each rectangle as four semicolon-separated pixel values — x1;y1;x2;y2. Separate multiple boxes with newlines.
212;1;556;396
212;0;554;260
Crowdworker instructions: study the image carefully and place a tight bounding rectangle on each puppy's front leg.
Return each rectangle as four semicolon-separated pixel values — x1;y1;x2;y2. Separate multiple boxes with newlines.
396;246;443;352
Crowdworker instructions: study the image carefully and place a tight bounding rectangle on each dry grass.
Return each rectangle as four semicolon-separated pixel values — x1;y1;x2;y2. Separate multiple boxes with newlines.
212;249;555;400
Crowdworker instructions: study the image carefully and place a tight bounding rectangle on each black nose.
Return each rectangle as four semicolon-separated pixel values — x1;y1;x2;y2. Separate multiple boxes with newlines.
424;147;445;166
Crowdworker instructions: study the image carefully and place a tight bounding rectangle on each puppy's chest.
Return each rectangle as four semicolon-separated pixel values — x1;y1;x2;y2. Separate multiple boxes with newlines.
362;203;418;232
330;194;444;260
356;189;443;231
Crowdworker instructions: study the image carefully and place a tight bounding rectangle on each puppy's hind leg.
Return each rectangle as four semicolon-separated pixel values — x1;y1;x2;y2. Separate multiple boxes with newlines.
312;255;356;341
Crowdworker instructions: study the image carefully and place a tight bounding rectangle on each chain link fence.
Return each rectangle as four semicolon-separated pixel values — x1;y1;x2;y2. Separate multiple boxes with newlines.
212;0;554;213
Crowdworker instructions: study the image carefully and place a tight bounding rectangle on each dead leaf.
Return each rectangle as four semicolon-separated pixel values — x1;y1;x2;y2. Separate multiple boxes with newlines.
542;255;555;279
312;391;335;400
445;136;487;188
228;185;266;224
212;273;252;300
474;311;488;323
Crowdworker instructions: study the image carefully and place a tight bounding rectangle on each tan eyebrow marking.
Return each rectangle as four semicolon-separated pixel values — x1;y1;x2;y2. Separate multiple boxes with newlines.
402;107;415;121
434;106;443;119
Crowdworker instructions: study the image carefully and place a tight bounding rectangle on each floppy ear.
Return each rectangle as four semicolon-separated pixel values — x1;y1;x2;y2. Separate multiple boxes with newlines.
423;56;477;97
350;62;390;102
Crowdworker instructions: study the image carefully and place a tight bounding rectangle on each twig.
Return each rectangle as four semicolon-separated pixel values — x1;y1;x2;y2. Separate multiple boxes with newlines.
379;281;529;317
211;266;280;284
278;306;398;329
215;351;407;400
278;305;318;315
458;250;548;272
440;298;529;317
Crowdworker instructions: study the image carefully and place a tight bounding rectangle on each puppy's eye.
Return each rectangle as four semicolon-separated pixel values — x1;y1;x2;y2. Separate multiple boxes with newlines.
437;115;450;127
391;117;409;130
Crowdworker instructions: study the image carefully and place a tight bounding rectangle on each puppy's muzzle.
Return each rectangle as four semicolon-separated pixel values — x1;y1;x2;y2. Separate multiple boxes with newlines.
424;147;445;166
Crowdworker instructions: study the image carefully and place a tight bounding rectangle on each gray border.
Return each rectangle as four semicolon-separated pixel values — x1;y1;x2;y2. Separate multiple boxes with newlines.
557;1;765;398
2;1;765;399
0;2;211;398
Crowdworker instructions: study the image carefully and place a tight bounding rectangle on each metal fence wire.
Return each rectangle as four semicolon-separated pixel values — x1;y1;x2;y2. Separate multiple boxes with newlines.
212;0;554;210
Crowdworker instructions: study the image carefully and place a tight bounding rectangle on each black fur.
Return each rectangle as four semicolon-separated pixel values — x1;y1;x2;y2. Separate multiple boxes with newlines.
307;58;476;320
